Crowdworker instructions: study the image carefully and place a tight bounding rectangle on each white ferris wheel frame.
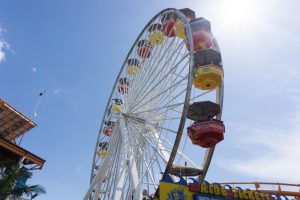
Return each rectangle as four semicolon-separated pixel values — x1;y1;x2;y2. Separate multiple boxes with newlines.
84;8;224;200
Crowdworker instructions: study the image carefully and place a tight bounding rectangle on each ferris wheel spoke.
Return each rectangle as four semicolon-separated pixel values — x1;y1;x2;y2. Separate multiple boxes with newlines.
128;122;162;161
125;44;164;107
145;120;178;134
145;146;157;183
141;151;158;189
137;41;186;101
152;46;188;96
158;67;189;105
190;89;215;102
142;135;184;184
175;134;189;164
139;142;166;190
127;39;185;108
133;34;180;89
126;35;179;106
144;137;169;165
158;87;187;110
146;141;165;173
146;128;175;153
130;73;188;113
150;131;198;168
147;116;182;121
133;101;183;115
126;114;181;141
129;122;170;164
127;135;163;195
146;136;173;154
160;88;213;112
145;129;174;162
129;50;188;111
133;87;215;116
154;61;189;102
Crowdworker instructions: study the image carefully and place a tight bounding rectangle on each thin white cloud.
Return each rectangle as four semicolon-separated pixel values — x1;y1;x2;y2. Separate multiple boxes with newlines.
217;98;300;182
75;165;83;172
0;51;4;62
32;67;37;72
0;28;9;63
53;89;62;95
256;67;300;96
0;40;8;63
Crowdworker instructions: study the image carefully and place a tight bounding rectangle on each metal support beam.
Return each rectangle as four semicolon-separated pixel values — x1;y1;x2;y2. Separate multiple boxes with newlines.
83;125;120;200
113;117;139;200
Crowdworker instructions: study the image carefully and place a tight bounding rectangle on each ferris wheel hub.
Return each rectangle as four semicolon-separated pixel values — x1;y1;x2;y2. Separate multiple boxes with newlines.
123;113;146;124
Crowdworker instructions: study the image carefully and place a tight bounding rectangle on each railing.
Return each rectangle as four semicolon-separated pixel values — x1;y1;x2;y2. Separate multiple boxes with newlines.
219;182;300;198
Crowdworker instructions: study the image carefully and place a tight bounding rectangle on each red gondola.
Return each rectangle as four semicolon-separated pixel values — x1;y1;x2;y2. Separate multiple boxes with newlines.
118;78;129;94
187;119;225;148
162;18;175;37
103;121;115;136
103;127;113;136
185;17;217;52
137;40;153;59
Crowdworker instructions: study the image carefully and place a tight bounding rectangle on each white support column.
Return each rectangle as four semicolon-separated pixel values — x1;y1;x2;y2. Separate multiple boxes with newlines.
83;125;120;200
128;148;140;200
112;117;140;200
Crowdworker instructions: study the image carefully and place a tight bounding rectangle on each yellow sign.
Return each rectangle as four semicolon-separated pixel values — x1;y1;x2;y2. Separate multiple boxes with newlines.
160;181;191;200
159;181;274;200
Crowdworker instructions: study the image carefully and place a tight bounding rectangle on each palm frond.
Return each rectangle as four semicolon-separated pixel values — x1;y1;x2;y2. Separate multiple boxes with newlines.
11;185;46;198
0;166;46;199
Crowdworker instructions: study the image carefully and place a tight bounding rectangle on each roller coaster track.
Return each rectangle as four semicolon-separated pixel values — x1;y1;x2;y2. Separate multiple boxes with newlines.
219;182;300;199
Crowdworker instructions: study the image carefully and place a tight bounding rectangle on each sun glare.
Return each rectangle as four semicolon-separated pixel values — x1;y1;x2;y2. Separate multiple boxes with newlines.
218;0;258;25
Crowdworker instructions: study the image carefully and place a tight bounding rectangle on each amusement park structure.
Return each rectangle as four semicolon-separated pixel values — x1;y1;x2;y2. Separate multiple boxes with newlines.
0;99;45;199
219;182;300;200
83;8;299;200
0;99;45;170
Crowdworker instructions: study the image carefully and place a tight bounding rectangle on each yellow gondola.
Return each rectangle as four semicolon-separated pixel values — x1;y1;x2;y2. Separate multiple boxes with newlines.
193;64;223;90
98;142;109;159
113;99;122;114
174;19;186;39
97;149;107;159
174;8;195;39
127;59;140;75
149;23;164;46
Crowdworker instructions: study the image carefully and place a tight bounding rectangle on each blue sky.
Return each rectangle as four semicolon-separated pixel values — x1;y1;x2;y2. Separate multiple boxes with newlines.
1;0;300;199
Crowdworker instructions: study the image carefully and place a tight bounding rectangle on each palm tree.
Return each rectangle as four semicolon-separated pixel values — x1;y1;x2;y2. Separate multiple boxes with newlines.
0;166;46;200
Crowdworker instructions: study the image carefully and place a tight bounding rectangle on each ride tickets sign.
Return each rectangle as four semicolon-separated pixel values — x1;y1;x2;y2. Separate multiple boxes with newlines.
160;181;275;200
189;182;274;200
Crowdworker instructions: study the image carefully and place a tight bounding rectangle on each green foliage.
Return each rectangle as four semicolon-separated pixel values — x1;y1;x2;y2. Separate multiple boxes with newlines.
0;166;46;200
10;185;46;198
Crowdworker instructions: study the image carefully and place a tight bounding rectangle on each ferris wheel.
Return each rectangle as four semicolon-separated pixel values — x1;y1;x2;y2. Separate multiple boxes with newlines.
84;8;225;200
